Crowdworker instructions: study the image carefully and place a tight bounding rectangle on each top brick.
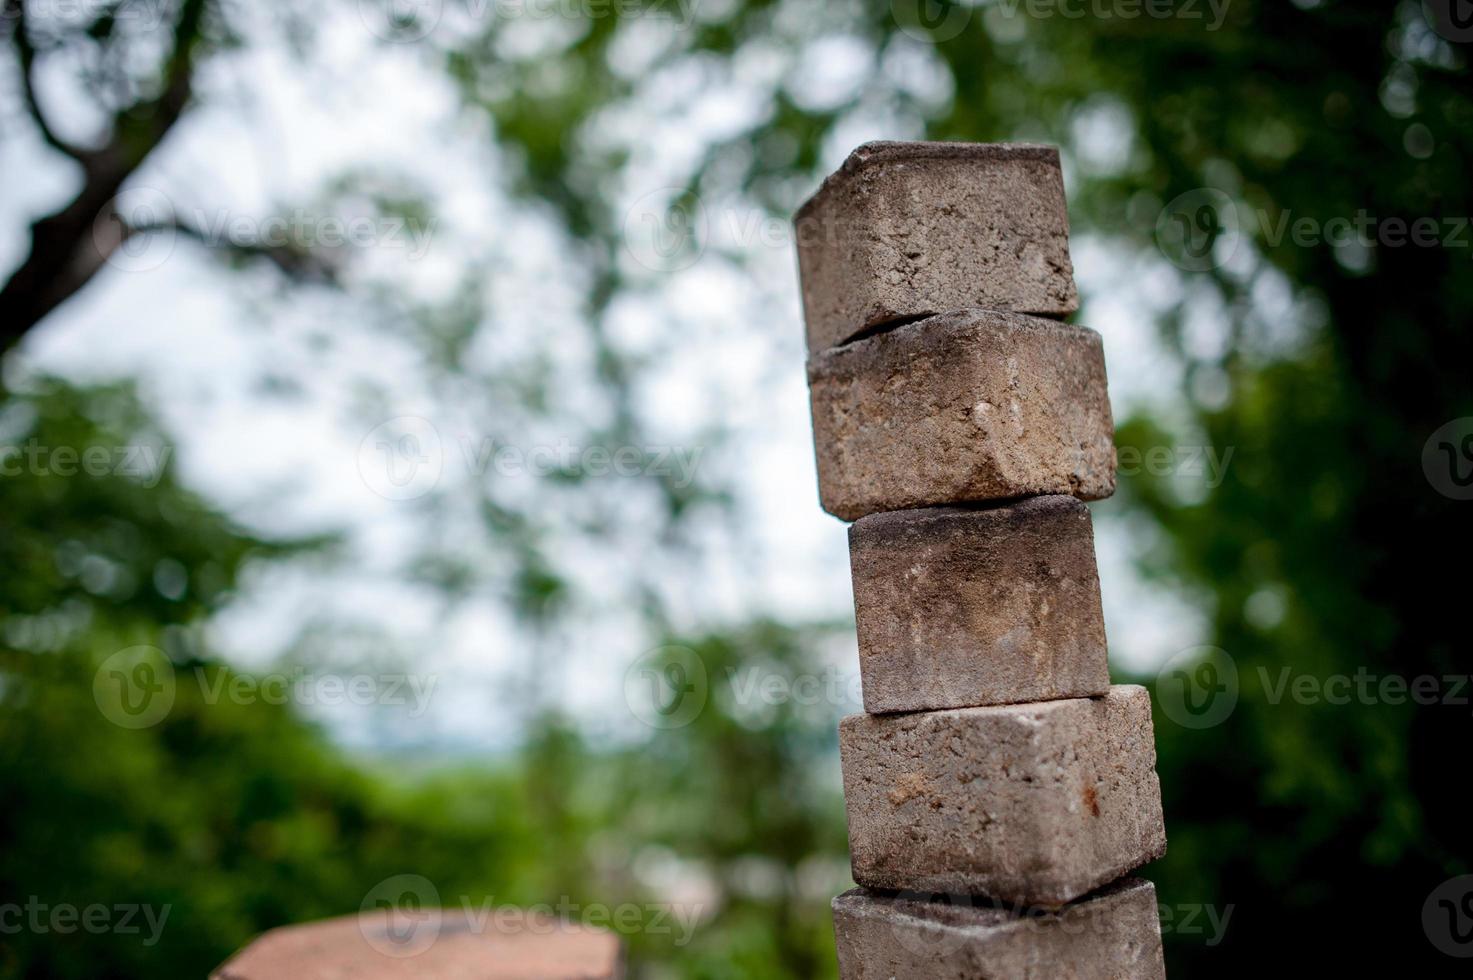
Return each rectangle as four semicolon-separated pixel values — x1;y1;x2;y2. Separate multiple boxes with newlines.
794;141;1078;355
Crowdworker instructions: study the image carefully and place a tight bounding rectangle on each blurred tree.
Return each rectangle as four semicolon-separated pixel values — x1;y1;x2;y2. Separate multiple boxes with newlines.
4;0;1471;976
0;381;848;977
0;0;349;345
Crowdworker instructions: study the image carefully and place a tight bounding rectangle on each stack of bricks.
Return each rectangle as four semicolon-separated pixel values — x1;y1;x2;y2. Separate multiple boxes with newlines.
795;142;1168;978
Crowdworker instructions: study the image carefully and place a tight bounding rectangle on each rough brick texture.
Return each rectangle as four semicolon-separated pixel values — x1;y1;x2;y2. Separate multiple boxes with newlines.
212;909;622;979
795;141;1078;356
808;308;1116;522
832;878;1165;980
839;686;1166;907
849;496;1110;714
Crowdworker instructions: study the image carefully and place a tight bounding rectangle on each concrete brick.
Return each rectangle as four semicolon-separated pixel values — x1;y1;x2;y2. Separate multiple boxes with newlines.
808;308;1116;521
849;497;1110;714
839;686;1166;907
832;878;1165;980
795;141;1078;356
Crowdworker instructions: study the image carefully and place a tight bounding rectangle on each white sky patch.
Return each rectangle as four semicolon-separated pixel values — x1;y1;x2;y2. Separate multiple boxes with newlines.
786;35;873;112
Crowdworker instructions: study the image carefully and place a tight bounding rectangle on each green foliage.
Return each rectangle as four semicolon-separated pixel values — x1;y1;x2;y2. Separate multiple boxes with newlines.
0;380;844;977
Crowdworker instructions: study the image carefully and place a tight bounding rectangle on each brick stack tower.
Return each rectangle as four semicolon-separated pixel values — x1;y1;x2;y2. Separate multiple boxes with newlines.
795;142;1168;978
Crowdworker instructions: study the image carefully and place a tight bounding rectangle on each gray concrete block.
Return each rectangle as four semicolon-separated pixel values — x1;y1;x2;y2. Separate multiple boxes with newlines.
832;877;1165;979
849;497;1110;714
839;686;1166;907
796;141;1078;356
808;308;1116;522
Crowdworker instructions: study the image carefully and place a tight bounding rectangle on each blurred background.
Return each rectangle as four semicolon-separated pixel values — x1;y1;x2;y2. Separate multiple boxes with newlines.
1;0;1470;975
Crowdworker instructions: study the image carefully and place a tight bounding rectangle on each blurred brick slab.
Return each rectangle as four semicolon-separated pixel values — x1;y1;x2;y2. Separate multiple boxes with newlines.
840;686;1165;907
849;496;1110;714
212;908;622;979
796;141;1078;355
832;877;1164;980
807;309;1115;522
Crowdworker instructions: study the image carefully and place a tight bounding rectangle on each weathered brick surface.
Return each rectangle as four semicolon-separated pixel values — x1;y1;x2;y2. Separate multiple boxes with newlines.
839;686;1166;907
212;909;622;979
808;308;1116;522
795;141;1078;356
832;878;1165;980
849;496;1109;714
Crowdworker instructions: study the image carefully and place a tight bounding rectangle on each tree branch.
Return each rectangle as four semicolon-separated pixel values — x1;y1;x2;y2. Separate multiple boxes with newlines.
3;0;92;163
1;202;342;354
0;0;252;351
136;215;344;285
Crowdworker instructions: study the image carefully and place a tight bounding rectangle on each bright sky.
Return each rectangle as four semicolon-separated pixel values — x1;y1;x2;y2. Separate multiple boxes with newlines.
2;3;1210;751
